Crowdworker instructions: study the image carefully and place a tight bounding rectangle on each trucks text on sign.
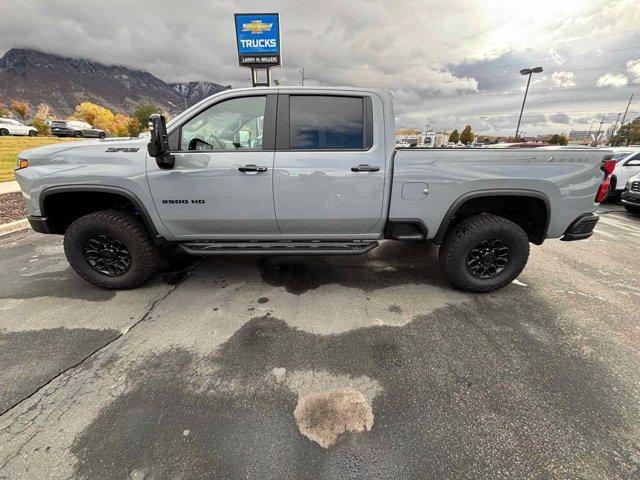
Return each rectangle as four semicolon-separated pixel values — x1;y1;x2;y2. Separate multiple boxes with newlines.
234;13;281;67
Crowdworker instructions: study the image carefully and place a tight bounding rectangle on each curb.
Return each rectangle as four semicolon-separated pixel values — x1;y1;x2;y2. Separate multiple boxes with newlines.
0;218;29;237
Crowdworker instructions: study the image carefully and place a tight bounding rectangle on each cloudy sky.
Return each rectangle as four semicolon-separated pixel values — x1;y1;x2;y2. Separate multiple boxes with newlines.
1;0;639;135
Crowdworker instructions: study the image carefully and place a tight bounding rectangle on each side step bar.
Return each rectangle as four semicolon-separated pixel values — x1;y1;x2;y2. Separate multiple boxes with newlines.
178;240;379;256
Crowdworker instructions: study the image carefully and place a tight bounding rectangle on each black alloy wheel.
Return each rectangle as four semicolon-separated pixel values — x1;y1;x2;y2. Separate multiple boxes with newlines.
466;238;510;279
83;233;132;276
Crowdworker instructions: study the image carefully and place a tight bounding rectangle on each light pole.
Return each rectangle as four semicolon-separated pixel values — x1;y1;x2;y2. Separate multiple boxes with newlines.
515;66;543;140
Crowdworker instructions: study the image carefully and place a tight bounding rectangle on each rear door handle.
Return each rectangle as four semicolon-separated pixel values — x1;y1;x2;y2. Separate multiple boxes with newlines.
238;164;268;173
351;164;380;172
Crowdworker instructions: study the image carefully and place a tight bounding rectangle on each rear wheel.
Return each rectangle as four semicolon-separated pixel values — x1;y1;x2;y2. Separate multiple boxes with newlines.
439;214;530;293
74;131;83;138
64;210;160;289
0;129;8;136
625;205;640;215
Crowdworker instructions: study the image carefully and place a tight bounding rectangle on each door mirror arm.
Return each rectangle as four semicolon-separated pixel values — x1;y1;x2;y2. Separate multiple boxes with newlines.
147;114;175;169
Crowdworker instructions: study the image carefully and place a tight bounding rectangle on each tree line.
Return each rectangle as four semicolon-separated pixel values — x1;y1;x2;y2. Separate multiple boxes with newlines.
0;100;162;137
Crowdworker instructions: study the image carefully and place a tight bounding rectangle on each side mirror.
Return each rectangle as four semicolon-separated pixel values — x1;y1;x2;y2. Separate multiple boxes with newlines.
147;114;175;169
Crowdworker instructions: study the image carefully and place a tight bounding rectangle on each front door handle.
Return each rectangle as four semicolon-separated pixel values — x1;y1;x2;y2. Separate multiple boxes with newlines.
351;164;380;172
238;164;268;173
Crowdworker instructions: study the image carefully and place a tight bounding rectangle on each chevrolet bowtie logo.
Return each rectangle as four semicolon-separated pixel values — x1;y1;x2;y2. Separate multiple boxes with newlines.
242;20;273;34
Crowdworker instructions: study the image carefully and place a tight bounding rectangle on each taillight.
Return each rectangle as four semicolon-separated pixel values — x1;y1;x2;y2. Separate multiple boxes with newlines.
595;159;616;203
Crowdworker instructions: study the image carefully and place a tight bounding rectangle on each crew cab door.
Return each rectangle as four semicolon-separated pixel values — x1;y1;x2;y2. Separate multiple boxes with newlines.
146;93;278;239
272;93;386;235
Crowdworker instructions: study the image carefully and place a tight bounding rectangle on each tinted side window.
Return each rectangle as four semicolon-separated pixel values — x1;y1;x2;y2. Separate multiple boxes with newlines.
290;96;364;149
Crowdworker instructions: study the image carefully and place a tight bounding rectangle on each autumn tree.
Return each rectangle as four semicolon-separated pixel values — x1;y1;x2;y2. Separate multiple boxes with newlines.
127;117;142;137
459;125;474;145
74;102;116;133
133;105;161;129
11;100;29;121
32;103;52;135
616;117;640;146
448;129;460;143
548;133;568;145
109;113;130;137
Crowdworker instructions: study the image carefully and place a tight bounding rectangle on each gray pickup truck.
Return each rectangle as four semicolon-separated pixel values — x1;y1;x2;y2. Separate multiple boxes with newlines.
15;87;614;292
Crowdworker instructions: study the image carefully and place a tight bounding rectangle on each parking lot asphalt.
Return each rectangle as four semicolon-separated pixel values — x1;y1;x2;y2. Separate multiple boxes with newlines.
0;205;639;479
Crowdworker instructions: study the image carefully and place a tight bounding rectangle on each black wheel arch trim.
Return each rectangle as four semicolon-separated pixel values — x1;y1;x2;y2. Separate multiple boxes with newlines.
39;185;164;242
432;189;551;245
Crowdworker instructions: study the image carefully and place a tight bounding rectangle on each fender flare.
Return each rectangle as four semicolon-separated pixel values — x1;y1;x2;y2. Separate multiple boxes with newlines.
40;185;163;240
432;188;551;244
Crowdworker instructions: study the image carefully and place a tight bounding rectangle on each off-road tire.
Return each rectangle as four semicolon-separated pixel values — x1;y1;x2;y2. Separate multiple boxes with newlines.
624;204;640;215
64;210;160;289
74;131;83;138
439;214;530;293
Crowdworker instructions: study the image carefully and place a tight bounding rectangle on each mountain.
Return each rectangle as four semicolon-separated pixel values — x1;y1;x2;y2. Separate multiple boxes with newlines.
170;81;229;105
0;48;230;117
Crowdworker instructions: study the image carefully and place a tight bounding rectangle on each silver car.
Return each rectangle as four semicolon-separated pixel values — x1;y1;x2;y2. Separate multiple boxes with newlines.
51;120;106;139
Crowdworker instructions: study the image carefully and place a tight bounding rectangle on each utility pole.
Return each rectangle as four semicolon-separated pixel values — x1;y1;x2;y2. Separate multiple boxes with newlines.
609;112;621;146
617;93;633;146
515;66;543;140
586;121;593;146
594;114;606;147
299;68;308;86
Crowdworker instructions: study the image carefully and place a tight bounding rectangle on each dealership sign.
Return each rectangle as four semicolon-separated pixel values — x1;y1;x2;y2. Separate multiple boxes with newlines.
234;13;281;67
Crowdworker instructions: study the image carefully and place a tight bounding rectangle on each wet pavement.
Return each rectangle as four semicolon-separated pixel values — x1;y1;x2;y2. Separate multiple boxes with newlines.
0;205;639;479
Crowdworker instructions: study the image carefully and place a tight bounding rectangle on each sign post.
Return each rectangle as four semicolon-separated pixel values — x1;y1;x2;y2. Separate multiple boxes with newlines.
234;13;281;87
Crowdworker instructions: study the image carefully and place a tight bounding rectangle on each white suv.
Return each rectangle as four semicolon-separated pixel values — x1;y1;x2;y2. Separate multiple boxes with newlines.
609;147;640;197
0;118;38;136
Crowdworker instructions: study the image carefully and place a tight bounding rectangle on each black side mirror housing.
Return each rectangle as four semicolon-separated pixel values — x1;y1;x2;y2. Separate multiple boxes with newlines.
147;114;175;169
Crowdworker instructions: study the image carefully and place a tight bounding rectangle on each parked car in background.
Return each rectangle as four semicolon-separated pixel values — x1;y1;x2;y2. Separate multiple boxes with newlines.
607;147;640;198
621;173;640;214
0;118;37;136
51;120;106;138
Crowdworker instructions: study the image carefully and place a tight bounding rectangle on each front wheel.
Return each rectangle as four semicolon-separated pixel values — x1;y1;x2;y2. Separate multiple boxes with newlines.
0;129;8;136
28;130;37;137
74;131;83;138
98;132;106;139
439;214;530;293
64;210;160;289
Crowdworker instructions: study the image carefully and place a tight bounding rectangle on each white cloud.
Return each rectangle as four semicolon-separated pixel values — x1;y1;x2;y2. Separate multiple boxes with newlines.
596;73;629;87
626;59;640;83
0;0;638;136
549;48;565;66
552;71;576;87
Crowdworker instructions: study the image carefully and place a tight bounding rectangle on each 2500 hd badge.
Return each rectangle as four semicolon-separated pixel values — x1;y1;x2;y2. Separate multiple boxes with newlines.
161;199;206;204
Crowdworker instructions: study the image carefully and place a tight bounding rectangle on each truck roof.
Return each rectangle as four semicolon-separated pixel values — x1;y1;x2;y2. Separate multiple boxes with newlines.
167;85;393;130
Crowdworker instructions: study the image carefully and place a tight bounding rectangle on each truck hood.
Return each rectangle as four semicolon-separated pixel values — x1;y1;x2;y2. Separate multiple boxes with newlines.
18;137;148;163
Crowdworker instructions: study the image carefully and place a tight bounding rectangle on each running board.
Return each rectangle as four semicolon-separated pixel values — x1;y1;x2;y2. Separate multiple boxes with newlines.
178;240;379;256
